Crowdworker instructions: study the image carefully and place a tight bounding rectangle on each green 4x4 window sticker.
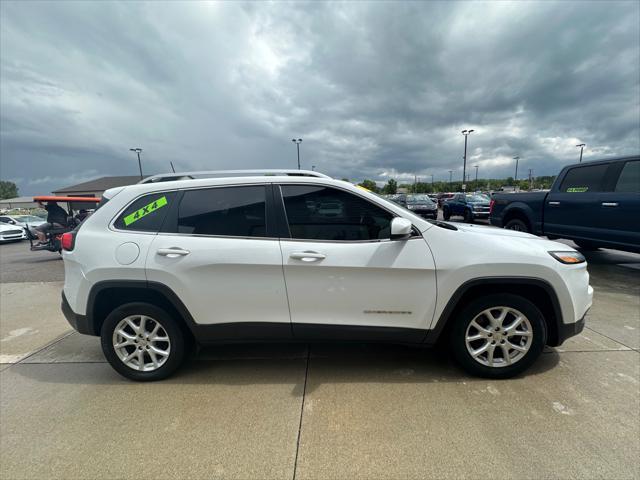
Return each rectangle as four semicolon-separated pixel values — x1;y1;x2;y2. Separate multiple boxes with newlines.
566;187;588;193
123;196;168;226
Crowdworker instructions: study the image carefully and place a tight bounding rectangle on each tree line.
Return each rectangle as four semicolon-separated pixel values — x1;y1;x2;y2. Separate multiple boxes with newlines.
351;176;557;194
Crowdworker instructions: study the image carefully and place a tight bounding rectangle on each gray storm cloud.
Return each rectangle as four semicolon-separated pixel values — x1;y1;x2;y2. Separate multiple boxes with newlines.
1;0;638;194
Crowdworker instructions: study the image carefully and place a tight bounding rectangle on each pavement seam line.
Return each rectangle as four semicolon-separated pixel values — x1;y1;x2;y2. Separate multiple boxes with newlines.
583;325;636;351
4;330;76;368
292;344;310;480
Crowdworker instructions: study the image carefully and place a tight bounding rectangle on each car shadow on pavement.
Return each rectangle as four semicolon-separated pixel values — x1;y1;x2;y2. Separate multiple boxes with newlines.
11;342;560;393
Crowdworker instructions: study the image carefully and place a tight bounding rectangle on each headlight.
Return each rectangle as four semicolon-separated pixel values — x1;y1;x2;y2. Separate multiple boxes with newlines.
407;205;416;210
548;251;586;264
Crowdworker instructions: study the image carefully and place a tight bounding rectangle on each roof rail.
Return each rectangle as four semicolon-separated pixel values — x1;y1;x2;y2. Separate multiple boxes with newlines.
138;169;330;184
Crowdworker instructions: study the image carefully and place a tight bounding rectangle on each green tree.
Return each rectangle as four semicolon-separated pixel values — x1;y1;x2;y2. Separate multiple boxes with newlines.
357;179;380;193
382;179;398;194
0;180;18;200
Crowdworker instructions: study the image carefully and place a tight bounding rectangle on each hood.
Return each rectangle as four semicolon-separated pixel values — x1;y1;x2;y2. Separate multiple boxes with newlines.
454;223;538;239
0;223;23;232
452;222;573;251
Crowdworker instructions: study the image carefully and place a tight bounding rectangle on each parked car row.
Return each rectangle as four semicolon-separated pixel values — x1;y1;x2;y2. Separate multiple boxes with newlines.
0;214;46;242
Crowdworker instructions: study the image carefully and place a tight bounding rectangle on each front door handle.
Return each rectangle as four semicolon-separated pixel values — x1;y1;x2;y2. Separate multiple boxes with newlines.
290;251;326;262
601;202;619;207
157;247;190;258
548;201;560;206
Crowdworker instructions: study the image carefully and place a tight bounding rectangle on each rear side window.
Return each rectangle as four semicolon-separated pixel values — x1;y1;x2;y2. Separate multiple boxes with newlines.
615;161;640;193
281;185;393;241
177;186;267;237
114;191;175;232
559;164;609;193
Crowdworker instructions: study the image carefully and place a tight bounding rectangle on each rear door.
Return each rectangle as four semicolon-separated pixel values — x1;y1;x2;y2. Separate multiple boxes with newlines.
594;159;640;249
543;163;611;240
276;184;437;341
145;184;291;338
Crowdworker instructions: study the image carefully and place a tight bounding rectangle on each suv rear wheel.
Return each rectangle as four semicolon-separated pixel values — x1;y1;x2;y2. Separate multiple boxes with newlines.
450;294;546;379
101;302;187;381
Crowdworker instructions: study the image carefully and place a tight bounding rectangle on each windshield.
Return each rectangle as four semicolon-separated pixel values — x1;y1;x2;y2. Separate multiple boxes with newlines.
407;195;434;204
465;194;489;202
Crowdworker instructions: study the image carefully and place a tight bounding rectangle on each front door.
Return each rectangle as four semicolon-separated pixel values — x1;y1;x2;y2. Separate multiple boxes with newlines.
145;185;291;339
276;184;437;342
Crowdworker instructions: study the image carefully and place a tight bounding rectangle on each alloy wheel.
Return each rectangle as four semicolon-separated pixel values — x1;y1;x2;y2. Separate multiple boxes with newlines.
465;306;533;368
112;315;171;371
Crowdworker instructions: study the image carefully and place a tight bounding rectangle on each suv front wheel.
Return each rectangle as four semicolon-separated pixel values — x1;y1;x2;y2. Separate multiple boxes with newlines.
450;294;547;379
101;302;187;381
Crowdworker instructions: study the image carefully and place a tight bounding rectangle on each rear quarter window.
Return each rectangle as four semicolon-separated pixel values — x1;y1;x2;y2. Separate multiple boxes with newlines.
113;191;175;232
615;161;640;193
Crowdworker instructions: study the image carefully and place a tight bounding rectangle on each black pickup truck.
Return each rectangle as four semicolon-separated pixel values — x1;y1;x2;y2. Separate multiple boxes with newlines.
490;156;639;253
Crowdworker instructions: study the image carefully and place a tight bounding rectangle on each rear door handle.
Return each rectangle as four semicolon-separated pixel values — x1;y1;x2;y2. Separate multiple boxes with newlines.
601;202;619;207
548;201;561;206
157;247;190;257
290;251;326;262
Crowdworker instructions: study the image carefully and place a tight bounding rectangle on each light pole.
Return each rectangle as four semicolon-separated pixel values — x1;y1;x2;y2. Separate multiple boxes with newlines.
576;143;585;163
311;165;316;171
461;129;474;191
513;156;520;182
291;138;302;170
474;165;479;189
528;168;533;190
129;148;143;179
430;174;434;192
448;170;453;190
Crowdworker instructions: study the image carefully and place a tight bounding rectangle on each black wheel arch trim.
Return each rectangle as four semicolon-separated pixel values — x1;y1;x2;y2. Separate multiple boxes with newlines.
423;276;565;346
84;280;198;337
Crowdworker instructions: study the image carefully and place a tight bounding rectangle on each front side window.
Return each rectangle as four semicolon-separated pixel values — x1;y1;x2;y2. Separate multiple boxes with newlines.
615;161;640;193
559;164;609;193
177;186;267;237
281;185;393;241
114;191;175;232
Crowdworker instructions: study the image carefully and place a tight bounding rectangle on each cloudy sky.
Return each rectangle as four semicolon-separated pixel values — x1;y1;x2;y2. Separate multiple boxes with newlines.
1;1;639;194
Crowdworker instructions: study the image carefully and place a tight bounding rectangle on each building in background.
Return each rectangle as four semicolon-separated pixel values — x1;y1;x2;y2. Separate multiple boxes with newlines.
52;176;145;198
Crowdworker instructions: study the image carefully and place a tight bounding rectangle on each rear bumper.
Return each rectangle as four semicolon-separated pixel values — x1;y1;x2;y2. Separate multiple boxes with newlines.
61;291;94;335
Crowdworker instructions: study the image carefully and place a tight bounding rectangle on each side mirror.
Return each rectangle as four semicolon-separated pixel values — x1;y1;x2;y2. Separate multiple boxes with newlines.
390;217;413;240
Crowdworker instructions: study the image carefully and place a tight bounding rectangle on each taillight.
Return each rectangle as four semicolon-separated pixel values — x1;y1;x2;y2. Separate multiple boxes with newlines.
489;199;495;215
61;232;76;251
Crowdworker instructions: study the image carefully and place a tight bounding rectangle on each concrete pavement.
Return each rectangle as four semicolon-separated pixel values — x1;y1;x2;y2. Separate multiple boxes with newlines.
1;241;639;479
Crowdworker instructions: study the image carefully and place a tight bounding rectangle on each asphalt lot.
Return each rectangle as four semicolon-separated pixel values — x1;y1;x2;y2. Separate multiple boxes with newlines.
1;222;639;479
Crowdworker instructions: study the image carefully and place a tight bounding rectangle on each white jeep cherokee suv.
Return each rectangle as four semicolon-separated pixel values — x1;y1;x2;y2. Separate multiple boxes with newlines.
61;170;592;381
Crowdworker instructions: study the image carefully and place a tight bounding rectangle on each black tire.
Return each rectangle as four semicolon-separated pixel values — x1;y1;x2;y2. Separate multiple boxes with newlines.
450;294;547;379
504;218;530;233
573;239;600;251
442;207;451;221
463;209;474;223
101;302;187;381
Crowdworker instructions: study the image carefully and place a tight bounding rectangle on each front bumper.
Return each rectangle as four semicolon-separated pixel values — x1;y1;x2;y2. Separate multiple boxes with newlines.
556;311;587;345
61;291;94;335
